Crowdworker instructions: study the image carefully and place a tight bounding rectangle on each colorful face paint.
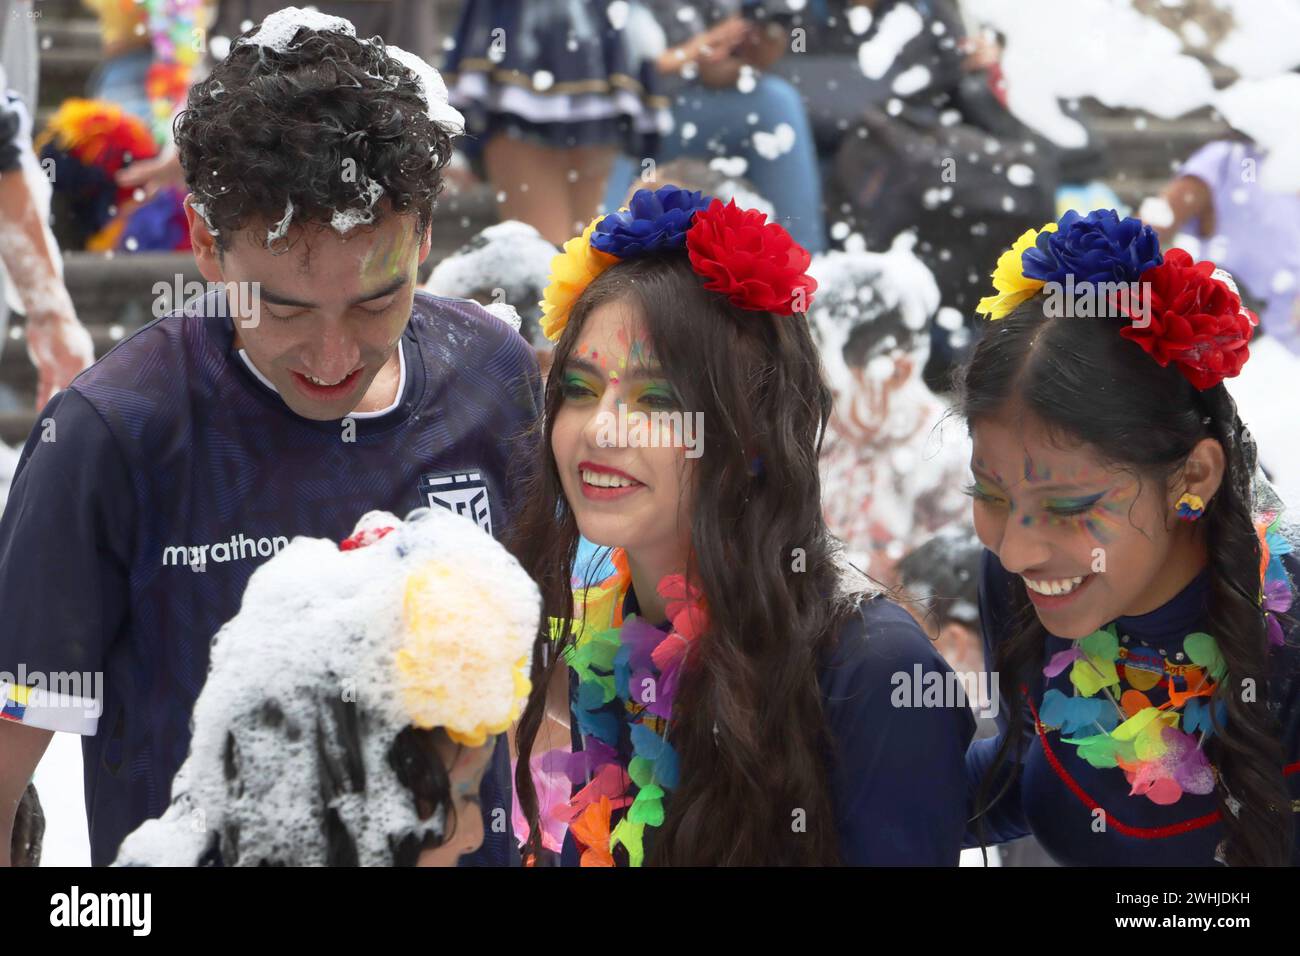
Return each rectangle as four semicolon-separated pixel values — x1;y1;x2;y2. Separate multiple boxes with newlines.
359;227;416;292
968;456;1129;544
969;414;1205;641
550;301;698;584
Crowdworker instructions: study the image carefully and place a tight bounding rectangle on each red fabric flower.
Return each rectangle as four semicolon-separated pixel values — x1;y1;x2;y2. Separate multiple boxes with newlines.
1117;248;1257;390
684;198;817;315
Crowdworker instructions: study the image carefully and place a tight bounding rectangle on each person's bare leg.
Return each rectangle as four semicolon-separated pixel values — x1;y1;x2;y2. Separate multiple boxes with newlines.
483;134;572;245
564;145;617;236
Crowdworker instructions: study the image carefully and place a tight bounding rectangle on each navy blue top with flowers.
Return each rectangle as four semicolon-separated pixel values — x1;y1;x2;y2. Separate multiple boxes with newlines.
967;550;1300;865
559;588;976;865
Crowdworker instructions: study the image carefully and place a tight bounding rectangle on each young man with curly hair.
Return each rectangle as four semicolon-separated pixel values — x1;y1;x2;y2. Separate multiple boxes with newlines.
0;9;540;867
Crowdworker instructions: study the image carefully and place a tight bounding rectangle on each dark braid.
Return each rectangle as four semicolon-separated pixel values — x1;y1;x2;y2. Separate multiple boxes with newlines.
1195;388;1292;864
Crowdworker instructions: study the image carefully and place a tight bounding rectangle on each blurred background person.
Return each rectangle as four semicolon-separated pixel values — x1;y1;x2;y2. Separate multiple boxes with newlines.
602;1;825;253
1145;138;1300;355
0;3;94;409
441;0;671;244
809;236;970;585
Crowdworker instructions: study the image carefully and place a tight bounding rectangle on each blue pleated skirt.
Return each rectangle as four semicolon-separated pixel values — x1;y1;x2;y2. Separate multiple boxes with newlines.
441;0;671;154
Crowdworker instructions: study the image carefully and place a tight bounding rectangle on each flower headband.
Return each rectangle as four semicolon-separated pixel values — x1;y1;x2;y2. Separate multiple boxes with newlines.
538;184;818;342
975;208;1258;391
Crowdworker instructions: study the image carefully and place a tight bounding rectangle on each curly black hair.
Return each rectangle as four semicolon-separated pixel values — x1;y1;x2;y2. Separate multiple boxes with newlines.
175;21;454;254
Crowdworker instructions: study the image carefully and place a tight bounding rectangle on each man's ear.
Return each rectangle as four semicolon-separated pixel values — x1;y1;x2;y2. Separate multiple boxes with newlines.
1178;437;1227;508
418;223;432;266
185;194;224;283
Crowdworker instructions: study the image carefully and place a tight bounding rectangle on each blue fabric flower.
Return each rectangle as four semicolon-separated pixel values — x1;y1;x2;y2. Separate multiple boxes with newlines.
1020;208;1162;286
590;184;712;257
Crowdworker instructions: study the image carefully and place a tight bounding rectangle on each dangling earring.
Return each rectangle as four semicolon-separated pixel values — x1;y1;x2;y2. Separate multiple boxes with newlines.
1175;492;1205;521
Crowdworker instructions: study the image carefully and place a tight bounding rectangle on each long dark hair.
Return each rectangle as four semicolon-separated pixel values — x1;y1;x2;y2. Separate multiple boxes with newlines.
509;254;858;865
958;298;1294;865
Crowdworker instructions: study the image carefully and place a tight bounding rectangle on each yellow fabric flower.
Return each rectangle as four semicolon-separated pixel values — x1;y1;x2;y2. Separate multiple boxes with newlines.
397;560;535;747
975;222;1059;320
539;216;618;342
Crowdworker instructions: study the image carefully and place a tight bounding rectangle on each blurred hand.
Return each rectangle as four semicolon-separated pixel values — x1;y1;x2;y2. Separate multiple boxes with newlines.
698;15;753;57
660;15;754;76
115;146;185;200
697;55;745;89
26;309;94;408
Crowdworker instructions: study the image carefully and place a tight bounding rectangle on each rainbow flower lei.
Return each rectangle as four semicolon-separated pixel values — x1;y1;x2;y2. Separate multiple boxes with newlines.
1041;624;1224;805
1042;519;1295;805
538;549;708;866
538;184;818;342
976;208;1258;391
1259;513;1296;648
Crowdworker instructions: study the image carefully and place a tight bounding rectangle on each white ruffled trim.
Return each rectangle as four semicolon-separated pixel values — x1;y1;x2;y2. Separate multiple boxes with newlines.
450;74;672;134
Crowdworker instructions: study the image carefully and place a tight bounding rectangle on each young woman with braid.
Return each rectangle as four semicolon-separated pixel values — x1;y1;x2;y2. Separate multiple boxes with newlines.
962;209;1300;865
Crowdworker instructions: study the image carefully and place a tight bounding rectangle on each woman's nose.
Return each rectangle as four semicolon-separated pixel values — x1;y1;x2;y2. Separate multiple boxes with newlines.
994;514;1052;575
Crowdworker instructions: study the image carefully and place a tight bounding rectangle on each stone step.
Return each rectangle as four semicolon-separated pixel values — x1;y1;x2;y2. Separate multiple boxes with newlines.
34;44;98;110
32;0;89;20
37;17;103;52
1086;115;1234;180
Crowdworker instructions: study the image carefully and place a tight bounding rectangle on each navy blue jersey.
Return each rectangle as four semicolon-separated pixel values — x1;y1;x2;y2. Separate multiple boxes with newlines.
558;592;975;865
0;289;541;866
967;550;1300;865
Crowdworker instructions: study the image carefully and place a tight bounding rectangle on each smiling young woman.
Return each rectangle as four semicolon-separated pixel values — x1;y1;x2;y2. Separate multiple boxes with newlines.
960;209;1300;866
507;186;975;866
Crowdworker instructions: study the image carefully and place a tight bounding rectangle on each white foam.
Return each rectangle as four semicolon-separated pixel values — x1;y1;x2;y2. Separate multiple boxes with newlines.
963;0;1215;148
752;122;797;161
236;6;355;52
891;64;930;96
386;44;466;135
424;220;556;341
858;3;924;80
482;301;523;333
330;178;385;234
1211;74;1300;193
114;507;540;866
808;231;940;396
266;196;294;245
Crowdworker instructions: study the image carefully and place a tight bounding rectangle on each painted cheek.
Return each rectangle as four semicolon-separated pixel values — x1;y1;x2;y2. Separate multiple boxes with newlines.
551;411;584;479
1077;492;1135;547
971;505;1003;554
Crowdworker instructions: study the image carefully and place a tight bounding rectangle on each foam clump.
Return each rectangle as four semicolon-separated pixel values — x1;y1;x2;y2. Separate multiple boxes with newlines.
114;506;540;866
235;6;355;52
482;302;523;333
330;179;385;235
385;44;466;136
235;7;463;135
228;8;466;238
425;220;557;345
